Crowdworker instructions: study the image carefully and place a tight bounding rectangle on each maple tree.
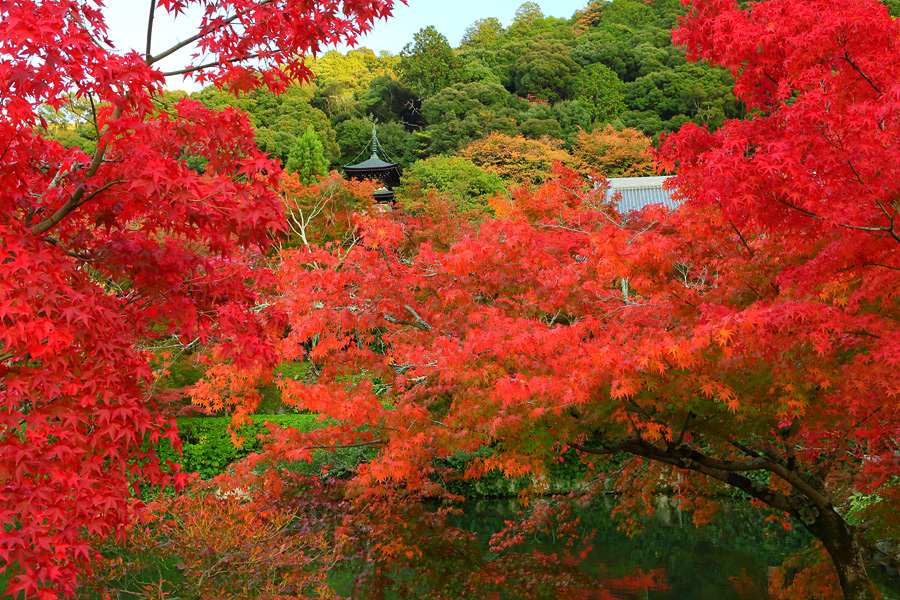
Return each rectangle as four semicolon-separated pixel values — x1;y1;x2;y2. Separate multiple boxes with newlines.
278;170;375;249
266;1;900;599
459;132;587;185
0;0;396;597
572;125;655;178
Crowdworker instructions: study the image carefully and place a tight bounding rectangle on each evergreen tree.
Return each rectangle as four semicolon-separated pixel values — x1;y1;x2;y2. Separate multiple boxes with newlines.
398;26;464;97
460;17;506;48
285;126;329;184
574;63;627;124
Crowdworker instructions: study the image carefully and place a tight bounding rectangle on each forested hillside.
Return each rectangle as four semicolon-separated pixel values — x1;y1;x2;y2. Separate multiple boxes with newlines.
46;0;746;188
243;0;744;174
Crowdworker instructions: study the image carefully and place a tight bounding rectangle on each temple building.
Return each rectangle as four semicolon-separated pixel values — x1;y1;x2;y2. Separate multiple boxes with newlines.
604;176;680;213
343;125;402;206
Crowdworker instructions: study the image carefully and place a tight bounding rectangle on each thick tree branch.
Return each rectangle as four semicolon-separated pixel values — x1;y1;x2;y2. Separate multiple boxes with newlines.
146;0;156;62
572;438;796;514
32;146;104;234
402;305;432;331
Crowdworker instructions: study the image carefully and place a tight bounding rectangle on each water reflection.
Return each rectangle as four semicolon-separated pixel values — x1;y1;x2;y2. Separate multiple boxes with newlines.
452;496;812;600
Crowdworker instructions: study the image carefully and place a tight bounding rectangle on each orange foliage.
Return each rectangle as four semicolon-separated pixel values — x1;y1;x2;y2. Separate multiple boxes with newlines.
768;542;844;600
278;170;375;249
459;132;587;185
90;469;337;600
572;125;656;177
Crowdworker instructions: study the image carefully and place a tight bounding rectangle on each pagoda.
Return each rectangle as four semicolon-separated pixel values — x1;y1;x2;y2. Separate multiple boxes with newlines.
343;125;402;205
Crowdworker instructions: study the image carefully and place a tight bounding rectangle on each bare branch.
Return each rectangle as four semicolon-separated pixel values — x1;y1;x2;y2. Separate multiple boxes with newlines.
148;0;276;66
403;305;432;331
146;0;156;62
302;439;386;451
163;53;261;77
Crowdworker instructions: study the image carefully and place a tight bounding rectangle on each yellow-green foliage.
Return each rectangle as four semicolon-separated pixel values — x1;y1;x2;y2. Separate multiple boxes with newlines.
397;155;506;216
157;415;323;479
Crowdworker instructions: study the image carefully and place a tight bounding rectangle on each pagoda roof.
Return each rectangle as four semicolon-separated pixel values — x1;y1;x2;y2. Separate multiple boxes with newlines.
344;154;398;171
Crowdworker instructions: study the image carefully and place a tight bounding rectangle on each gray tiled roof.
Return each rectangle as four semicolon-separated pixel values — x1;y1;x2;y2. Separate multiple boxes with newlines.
344;154;398;170
605;176;680;213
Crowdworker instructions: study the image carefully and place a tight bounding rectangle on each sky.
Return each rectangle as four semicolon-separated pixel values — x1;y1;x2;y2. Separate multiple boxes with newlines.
103;0;590;92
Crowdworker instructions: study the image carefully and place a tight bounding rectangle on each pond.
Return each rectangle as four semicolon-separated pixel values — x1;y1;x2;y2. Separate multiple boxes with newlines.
447;495;874;600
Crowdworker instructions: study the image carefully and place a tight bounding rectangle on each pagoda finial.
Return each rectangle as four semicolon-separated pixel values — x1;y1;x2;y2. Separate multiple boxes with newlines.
371;124;378;159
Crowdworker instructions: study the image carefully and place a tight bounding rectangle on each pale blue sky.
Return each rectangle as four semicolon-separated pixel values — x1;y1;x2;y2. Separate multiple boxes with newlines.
103;0;590;91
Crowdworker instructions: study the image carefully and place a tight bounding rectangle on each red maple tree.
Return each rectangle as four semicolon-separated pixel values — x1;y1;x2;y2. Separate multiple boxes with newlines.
0;0;395;597
269;1;900;599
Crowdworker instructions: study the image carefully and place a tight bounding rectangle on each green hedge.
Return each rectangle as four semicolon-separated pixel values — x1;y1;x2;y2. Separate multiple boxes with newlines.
158;415;592;497
157;414;324;479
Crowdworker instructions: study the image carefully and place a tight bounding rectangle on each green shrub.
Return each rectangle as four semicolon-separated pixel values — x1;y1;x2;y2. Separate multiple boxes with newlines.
255;361;311;414
158;414;324;479
397;155;505;216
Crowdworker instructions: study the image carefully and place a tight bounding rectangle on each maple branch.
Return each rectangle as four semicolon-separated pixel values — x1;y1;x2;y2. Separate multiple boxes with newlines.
813;406;884;481
32;106;124;235
773;196;821;219
146;0;156;62
627;221;656;246
163;53;262;77
774;196;900;244
842;329;882;339
302;440;385;451
148;0;276;66
864;261;900;271
403;305;432;331
571;438;795;514
383;305;432;331
79;178;125;205
87;94;100;138
832;47;883;95
41;236;95;262
728;221;754;257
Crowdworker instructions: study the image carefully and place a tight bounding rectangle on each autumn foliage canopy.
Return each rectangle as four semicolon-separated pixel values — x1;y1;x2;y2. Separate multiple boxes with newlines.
261;1;900;599
0;0;395;597
4;0;900;599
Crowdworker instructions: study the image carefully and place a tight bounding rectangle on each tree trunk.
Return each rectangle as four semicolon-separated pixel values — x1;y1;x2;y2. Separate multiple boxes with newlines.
805;506;879;600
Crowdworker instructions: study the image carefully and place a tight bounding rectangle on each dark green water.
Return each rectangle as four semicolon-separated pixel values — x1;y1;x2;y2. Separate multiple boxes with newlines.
450;496;813;600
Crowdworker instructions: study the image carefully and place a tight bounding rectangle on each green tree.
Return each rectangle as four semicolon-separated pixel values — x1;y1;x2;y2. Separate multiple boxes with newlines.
573;63;626;123
602;0;657;28
519;103;563;139
511;42;581;102
310;48;396;119
362;75;422;127
419;82;524;155
552;100;594;144
285;126;329;184
396;155;506;215
508;2;545;38
193;84;338;165
623;62;740;135
398;26;464;97
460;17;506;48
